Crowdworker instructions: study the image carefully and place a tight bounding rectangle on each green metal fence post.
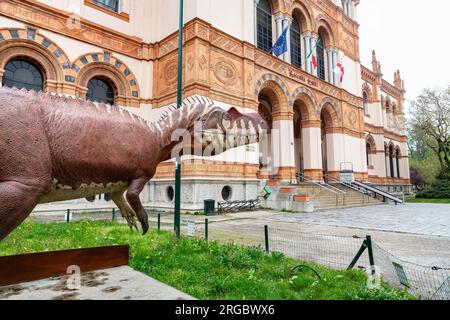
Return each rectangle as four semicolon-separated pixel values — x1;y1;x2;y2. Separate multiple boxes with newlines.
264;225;269;254
157;213;161;232
173;0;184;239
205;218;209;242
66;209;71;223
366;235;376;276
112;208;116;222
347;241;368;270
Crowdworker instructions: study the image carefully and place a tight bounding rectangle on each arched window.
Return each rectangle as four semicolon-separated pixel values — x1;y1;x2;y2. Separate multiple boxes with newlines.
257;0;273;53
2;59;44;92
290;18;302;68
389;145;395;178
341;0;347;14
396;148;401;178
316;36;326;81
93;0;119;13
363;92;369;115
366;143;371;166
87;77;115;105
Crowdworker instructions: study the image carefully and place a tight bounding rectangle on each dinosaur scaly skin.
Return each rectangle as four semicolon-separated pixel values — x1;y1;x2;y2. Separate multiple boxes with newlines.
0;87;268;241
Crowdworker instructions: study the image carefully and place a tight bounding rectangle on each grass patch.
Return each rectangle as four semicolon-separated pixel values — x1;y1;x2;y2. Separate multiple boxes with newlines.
406;198;450;204
0;221;412;300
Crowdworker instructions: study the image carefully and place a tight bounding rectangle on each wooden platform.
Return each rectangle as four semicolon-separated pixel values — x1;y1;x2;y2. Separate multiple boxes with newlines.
0;246;129;287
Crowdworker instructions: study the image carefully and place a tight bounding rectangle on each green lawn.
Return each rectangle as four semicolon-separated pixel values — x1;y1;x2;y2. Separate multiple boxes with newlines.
0;221;412;300
406;198;450;204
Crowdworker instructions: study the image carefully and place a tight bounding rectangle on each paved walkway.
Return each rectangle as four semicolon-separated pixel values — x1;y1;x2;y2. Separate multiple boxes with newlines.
272;204;450;237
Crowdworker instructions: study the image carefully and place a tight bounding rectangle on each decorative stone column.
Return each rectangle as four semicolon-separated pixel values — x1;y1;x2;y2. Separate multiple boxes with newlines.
326;48;334;84
303;33;311;73
121;0;131;14
301;120;323;182
274;13;284;57
253;0;260;47
282;16;292;63
385;150;390;179
272;112;296;182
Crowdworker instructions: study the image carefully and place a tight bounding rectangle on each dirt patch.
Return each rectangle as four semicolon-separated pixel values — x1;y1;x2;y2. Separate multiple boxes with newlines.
82;271;109;288
37;270;109;293
0;285;24;299
51;292;80;300
102;286;122;293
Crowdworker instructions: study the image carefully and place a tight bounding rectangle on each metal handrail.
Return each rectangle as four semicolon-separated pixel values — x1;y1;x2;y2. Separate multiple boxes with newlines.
324;174;369;196
322;178;347;195
296;173;345;196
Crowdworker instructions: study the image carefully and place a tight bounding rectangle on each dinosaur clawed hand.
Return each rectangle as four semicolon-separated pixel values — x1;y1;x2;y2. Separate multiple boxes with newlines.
120;208;139;232
119;207;149;235
139;216;149;236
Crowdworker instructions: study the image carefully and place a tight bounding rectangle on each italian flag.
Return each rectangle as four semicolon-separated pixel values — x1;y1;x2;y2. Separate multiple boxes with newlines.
306;43;318;70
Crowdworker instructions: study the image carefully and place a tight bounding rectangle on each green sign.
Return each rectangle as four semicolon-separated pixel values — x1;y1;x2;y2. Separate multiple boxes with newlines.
261;186;272;200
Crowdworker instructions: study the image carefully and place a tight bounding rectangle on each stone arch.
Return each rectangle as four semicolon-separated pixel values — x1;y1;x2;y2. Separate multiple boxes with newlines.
269;0;287;13
392;102;398;114
257;0;284;14
0;28;67;91
384;96;392;112
290;1;314;32
318;97;340;125
73;52;140;106
366;134;376;167
291;87;317;121
362;82;373;102
255;74;290;114
366;134;377;152
315;16;336;47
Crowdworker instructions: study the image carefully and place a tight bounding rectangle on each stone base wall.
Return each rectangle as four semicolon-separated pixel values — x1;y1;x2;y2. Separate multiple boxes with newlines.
146;179;260;212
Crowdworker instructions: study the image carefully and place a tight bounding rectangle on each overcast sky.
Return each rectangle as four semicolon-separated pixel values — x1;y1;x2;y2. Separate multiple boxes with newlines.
358;0;450;107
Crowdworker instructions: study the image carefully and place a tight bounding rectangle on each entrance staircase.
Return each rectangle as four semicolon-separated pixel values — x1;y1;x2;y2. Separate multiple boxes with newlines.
281;172;403;211
293;182;383;211
265;172;404;213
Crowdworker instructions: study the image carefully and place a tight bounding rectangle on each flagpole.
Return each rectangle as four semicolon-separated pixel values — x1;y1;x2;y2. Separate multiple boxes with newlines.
174;0;184;239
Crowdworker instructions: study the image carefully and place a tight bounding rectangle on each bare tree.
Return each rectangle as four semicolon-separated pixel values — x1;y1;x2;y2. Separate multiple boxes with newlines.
409;87;450;173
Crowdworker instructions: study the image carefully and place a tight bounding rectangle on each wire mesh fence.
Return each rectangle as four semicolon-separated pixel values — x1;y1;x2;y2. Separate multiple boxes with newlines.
30;208;450;300
266;227;449;300
371;242;450;300
203;222;449;300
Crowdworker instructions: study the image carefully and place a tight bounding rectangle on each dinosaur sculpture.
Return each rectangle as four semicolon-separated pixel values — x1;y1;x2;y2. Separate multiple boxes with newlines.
0;87;268;241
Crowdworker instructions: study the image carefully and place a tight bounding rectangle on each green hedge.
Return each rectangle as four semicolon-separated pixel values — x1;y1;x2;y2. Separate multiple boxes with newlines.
416;172;450;199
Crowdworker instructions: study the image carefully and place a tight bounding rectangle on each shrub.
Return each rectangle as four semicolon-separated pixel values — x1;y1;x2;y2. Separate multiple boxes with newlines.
416;169;450;199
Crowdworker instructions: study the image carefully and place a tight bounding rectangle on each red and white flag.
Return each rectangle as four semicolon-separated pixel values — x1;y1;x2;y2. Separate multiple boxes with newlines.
333;60;345;83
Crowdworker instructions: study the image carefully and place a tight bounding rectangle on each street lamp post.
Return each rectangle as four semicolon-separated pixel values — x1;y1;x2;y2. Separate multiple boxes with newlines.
174;0;184;238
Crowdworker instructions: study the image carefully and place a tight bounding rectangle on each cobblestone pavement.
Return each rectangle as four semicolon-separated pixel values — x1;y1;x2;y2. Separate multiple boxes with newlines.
271;204;450;238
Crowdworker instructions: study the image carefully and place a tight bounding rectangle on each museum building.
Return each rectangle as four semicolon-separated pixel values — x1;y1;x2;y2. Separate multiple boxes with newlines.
0;0;411;211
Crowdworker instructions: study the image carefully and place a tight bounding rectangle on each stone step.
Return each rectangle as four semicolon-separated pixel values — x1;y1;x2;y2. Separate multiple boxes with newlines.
315;202;386;211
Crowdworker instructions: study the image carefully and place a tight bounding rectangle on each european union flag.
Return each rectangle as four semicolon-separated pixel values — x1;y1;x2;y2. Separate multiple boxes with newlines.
272;27;288;57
